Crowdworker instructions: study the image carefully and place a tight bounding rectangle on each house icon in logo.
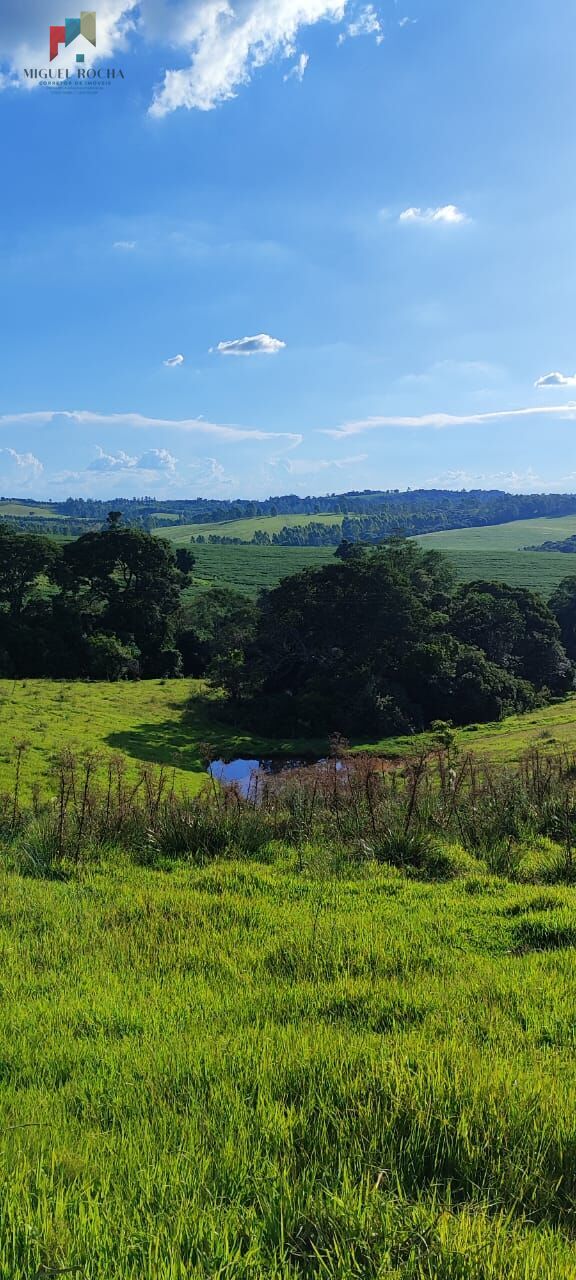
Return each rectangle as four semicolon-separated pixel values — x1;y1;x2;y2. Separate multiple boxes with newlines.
50;11;96;63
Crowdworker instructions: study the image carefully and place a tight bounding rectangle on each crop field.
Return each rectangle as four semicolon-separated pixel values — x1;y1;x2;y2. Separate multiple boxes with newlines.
2;858;576;1277
187;543;337;596
440;548;576;596
160;513;343;544
184;541;576;599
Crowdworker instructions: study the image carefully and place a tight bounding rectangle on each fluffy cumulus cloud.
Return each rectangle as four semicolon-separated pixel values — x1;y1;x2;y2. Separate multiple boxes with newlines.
0;447;43;489
87;446;178;474
535;371;576;389
211;333;286;357
163;353;185;367
399;205;469;225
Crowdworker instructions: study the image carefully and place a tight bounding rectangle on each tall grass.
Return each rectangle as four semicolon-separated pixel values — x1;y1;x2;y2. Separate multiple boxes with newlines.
1;742;576;882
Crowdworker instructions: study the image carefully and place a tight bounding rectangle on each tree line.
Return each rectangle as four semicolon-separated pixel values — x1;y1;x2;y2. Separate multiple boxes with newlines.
3;524;576;742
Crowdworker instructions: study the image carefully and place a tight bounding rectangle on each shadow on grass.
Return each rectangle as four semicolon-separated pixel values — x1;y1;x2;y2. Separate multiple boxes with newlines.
105;692;329;774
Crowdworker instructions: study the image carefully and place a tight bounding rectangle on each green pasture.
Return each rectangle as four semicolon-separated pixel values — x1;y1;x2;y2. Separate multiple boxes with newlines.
0;501;60;519
1;681;576;807
160;512;343;544
418;514;576;550
2;859;576;1276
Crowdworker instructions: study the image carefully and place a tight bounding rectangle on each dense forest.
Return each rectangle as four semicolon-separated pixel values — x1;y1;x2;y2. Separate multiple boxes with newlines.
5;487;576;538
3;520;576;739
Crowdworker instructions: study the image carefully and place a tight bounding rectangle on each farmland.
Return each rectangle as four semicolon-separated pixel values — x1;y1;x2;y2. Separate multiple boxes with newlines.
183;541;576;599
162;513;344;544
186;543;337;596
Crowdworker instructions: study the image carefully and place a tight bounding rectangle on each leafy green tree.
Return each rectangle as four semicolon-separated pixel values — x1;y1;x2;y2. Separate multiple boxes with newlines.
0;528;61;617
450;582;573;692
550;576;576;662
177;587;257;681
60;528;183;675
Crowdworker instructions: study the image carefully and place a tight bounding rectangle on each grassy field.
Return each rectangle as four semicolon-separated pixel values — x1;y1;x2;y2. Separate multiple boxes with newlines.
161;513;343;545
0;500;60;519
1;681;576;808
418;515;576;551
1;858;576;1276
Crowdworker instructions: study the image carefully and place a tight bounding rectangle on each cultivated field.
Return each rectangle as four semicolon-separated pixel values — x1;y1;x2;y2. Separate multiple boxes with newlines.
186;544;337;597
183;541;576;599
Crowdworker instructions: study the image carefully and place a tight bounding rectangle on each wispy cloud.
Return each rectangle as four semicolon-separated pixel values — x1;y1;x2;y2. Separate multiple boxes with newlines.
535;371;576;389
0;409;302;448
149;1;348;117
113;240;137;251
272;453;368;476
284;52;309;81
211;333;286;357
163;353;185;367
0;447;43;487
398;16;417;28
338;5;383;44
321;404;576;438
399;205;469;225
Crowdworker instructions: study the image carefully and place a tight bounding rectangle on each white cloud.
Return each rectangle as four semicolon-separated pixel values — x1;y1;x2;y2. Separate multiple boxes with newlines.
113;240;137;251
398;16;417;28
211;333;286;357
148;1;348;116
273;453;368;476
535;371;576;389
87;446;178;474
321;404;576;438
399;205;469;225
0;447;43;489
284;52;309;81
426;468;545;493
338;4;383;44
163;353;185;367
0;409;302;447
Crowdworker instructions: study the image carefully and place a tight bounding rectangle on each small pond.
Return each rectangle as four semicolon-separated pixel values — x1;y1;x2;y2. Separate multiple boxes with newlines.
209;758;314;798
208;757;344;798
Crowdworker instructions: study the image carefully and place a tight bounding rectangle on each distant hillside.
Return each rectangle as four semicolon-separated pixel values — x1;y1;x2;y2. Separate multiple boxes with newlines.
4;489;576;541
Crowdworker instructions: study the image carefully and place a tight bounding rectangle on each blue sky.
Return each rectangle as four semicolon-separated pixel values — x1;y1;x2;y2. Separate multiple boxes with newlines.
1;0;576;500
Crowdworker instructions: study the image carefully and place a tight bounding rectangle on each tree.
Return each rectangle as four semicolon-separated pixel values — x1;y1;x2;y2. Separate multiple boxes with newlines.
223;540;456;735
550;576;576;662
176;587;257;681
0;527;61;617
107;510;123;528
175;548;196;575
60;528;183;675
450;582;573;692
